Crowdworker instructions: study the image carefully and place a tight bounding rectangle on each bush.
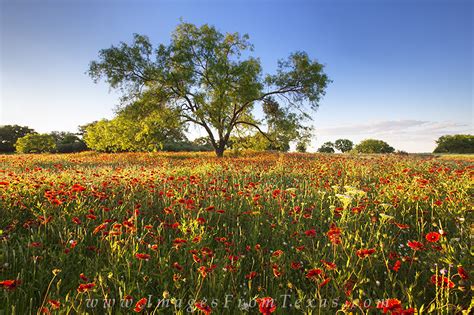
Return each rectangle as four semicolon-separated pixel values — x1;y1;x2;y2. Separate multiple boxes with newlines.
318;141;335;153
354;139;395;154
433;134;474;154
50;131;88;153
15;134;56;153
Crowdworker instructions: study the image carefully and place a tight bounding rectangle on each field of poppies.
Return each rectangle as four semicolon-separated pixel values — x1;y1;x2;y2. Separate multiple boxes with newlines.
0;152;472;314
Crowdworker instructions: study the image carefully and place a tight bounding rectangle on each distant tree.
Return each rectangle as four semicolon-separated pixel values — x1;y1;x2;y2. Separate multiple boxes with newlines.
88;22;330;156
0;125;35;152
355;139;395;154
334;139;353;153
433;134;474;154
50;131;88;153
260;97;312;152
15;134;56;153
296;140;308;153
229;98;312;152
191;137;214;151
318;141;335;153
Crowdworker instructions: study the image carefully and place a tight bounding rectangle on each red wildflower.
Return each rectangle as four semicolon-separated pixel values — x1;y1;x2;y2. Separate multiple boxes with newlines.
272;250;283;257
133;298;147;312
304;229;316;237
394;222;410;229
48;299;61;310
77;282;95;293
458;266;469;280
306;268;323;280
135;253;151;261
85;214;97;220
392;260;402;272
71;184;86;192
407;240;424;251
321;260;337;270
376;298;402;313
245;271;258;280
344;279;356;296
0;279;20;290
326;224;341;245
197;266;208;278
295;245;305;252
172;262;183;270
256;297;276;314
291;261;302;270
431;275;454;288
425;232;440;243
272;264;282;278
93;223;108;234
79;273;89;282
195;301;212;314
319;277;331;288
192;254;201;263
356;248;376;258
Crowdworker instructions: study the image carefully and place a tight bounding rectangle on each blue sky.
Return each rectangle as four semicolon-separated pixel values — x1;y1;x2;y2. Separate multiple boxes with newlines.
1;0;472;152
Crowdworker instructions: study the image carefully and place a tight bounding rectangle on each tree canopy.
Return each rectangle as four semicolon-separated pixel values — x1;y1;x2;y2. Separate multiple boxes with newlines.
89;22;330;156
318;141;335;153
355;139;395;154
334;139;353;153
15;134;56;153
433;134;474;154
0;125;35;153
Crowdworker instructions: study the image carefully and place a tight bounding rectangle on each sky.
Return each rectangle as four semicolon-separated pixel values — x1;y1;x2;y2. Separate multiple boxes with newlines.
1;0;472;152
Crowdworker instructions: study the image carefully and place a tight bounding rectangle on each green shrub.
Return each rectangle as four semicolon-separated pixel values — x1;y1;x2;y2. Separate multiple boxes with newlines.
15;134;56;153
354;139;394;154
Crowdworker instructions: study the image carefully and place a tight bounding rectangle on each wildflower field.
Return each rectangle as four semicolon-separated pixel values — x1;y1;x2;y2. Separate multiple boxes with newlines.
0;152;472;314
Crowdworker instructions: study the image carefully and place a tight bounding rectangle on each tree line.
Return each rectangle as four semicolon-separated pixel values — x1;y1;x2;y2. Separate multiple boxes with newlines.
1;124;472;154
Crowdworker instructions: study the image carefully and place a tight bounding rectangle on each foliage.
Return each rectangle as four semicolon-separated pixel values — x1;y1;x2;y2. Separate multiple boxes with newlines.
318;141;335;153
14;133;56;153
0;125;35;152
0;152;471;314
88;22;330;156
295;140;308;153
229;98;312;152
334;139;353;153
82;101;185;152
433;134;474;154
49;131;88;153
355;139;395;154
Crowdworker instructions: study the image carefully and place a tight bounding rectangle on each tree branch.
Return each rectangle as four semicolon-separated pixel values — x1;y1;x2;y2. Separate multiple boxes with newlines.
234;121;273;142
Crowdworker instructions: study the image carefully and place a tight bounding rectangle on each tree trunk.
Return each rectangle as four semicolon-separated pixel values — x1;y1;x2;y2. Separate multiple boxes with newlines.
215;146;225;157
215;140;226;157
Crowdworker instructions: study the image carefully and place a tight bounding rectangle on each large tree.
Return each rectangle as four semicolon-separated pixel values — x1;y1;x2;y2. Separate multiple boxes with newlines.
89;22;330;156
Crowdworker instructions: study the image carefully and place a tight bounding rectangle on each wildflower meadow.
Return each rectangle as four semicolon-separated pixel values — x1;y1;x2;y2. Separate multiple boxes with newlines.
0;152;472;314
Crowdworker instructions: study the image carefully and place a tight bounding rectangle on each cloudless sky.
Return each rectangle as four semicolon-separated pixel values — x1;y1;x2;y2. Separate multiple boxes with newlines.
1;0;472;152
